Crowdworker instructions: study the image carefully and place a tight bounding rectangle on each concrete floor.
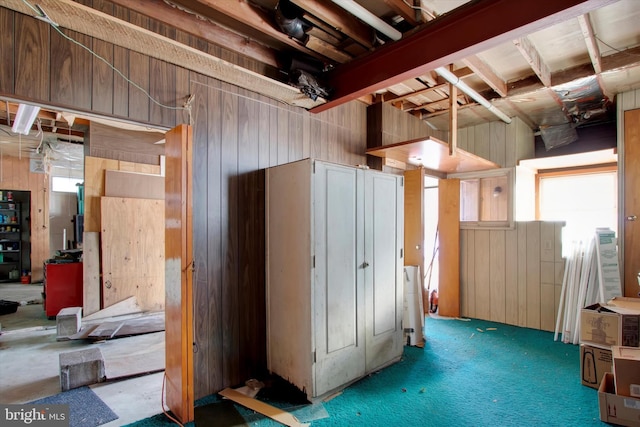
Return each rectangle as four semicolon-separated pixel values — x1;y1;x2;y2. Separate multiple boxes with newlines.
0;282;166;426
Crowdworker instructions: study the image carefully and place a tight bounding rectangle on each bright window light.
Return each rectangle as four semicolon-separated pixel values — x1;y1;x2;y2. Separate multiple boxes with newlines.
539;170;617;248
52;177;83;193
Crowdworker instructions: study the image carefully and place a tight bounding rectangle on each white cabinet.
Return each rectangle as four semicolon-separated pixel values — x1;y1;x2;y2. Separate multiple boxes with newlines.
266;159;404;400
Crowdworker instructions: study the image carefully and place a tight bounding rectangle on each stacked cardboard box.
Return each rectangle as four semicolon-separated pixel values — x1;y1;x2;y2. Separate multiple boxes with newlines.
579;297;640;390
581;298;640;426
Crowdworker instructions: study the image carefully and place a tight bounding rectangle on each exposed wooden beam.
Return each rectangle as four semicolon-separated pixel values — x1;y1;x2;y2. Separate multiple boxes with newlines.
306;35;352;63
513;36;551;87
600;44;640;71
384;83;447;103
577;14;602;73
406;95;468;112
311;0;617;113
462;54;508;97
108;0;280;67
383;0;421;25
291;0;374;49
191;0;331;62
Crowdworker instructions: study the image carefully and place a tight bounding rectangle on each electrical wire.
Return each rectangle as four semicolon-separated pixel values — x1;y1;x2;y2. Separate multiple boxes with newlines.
21;0;189;114
161;372;185;427
595;35;640;58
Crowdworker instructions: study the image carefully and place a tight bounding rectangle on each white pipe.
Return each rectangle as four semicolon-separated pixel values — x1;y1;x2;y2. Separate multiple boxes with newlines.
331;0;402;41
435;66;512;124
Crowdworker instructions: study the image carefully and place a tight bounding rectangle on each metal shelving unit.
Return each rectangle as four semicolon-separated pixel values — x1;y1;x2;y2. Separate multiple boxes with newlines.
0;199;22;282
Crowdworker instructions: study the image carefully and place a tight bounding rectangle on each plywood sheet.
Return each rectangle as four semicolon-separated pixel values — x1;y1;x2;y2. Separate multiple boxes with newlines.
101;197;165;312
85;156;119;232
83;232;101;316
101;331;165;380
367;136;499;174
83;296;141;321
105;170;164;200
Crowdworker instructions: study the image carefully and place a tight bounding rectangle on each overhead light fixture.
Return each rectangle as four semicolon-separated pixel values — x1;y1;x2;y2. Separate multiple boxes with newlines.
12;104;41;135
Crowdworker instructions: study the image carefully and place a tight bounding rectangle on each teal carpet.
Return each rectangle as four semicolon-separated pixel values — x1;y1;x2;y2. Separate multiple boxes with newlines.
127;317;606;427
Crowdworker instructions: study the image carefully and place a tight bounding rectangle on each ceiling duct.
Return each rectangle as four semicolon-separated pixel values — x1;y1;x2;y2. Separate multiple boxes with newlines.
275;0;310;43
539;123;578;151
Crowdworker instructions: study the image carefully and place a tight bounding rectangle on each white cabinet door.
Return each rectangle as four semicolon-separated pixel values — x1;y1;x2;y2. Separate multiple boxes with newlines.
364;171;404;372
313;161;366;396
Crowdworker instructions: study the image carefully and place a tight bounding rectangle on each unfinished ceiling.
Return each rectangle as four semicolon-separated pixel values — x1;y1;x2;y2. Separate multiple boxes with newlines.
4;0;640;153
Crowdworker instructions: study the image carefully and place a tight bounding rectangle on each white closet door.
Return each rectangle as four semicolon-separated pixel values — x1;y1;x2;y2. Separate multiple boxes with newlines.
364;171;404;372
313;161;365;397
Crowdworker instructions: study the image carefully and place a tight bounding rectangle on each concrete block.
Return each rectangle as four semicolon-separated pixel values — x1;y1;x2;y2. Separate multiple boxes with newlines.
56;307;82;340
59;347;105;391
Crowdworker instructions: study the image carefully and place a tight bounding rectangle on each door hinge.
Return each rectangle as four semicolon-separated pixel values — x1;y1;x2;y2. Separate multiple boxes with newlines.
312;256;315;268
313;161;316;174
313;350;316;363
400;248;403;258
400;177;404;187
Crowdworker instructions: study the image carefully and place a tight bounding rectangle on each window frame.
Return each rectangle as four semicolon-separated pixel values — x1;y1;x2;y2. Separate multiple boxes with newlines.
450;167;515;230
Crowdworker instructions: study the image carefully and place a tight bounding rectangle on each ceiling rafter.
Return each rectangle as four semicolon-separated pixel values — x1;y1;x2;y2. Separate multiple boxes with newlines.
513;36;551;87
109;0;280;67
311;0;617;113
382;0;423;25
577;13;602;73
290;0;375;49
462;54;507;97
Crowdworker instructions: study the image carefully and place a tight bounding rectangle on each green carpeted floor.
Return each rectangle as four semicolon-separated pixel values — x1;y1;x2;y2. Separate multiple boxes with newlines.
127;317;608;427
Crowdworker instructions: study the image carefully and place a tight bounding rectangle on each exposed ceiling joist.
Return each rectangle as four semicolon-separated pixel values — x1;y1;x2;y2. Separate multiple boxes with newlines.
513;36;552;87
577;13;602;73
290;0;374;49
109;0;280;68
382;0;423;25
310;0;617;113
462;54;507;97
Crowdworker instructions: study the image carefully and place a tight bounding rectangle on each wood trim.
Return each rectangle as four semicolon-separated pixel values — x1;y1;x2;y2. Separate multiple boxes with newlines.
438;178;460;317
164;124;194;423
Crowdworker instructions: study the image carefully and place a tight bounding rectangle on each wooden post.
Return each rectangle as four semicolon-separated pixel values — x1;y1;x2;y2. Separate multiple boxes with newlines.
448;65;458;156
164;124;194;423
438;178;460;318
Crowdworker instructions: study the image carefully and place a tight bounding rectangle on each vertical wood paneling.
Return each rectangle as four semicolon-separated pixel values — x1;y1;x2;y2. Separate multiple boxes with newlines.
269;101;278;167
526;222;541;329
190;73;210;398
14;14;49;100
457;127;468;152
438;178;460;318
112;5;129;117
289;109;303;161
0;9;15;94
517;222;528;327
50;29;92;109
490;121;506;167
127;12;150;122
474;123;491;161
310;116;322;160
148;20;177;128
91;39;114;114
474;230;491;320
466;230;476;318
277;106;289;165
206;76;223;393
505;117;517;168
489;230;506;323
540;284;555;332
460;229;468;316
505;228;518;325
221;82;239;386
258;97;271;170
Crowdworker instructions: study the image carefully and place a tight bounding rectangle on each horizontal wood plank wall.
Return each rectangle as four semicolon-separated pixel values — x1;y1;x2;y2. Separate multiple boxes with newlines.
0;156;49;282
460;221;564;331
1;3;368;400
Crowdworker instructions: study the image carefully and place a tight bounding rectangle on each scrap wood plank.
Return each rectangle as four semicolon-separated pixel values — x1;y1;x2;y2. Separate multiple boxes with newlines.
88;313;165;340
69;324;100;340
83;296;142;321
219;388;310;427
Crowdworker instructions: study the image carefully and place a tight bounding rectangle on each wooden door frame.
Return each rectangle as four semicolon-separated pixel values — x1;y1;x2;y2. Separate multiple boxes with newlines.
164;124;194;423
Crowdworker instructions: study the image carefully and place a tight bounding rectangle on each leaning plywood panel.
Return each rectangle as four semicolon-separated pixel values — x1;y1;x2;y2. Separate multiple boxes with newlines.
83;232;101;316
526;222;542;329
105;170;164;200
101;197;165;311
85;157;119;232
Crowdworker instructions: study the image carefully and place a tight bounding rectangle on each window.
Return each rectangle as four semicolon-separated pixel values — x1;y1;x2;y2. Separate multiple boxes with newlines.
452;168;514;229
51;177;83;193
538;166;617;245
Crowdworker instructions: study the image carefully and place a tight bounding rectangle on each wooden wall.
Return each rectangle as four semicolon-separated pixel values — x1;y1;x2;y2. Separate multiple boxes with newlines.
0;4;368;399
0;156;49;282
457;117;534;168
460;221;565;331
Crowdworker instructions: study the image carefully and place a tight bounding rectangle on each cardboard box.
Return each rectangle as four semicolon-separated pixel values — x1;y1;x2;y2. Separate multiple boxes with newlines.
580;299;640;349
599;372;640;427
581;344;612;389
613;346;640;398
